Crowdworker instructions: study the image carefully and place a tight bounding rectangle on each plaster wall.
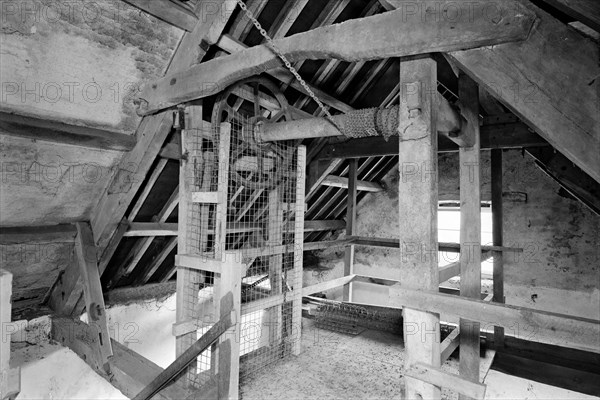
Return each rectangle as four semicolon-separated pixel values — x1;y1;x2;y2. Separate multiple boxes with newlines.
305;149;600;326
0;0;181;132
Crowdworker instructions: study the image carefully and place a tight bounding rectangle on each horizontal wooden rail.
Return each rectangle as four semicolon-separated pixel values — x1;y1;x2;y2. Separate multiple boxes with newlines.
322;175;383;192
302;275;356;296
125;223;179;237
390;287;600;353
191;192;219;203
175;254;246;275
125;220;345;237
438;251;492;283
347;236;523;253
304;239;354;251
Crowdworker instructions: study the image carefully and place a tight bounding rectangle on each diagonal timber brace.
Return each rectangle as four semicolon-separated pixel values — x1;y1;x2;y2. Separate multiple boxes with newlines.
135;2;536;115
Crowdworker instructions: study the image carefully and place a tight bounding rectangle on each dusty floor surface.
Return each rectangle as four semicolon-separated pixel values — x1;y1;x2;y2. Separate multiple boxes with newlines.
240;319;462;400
239;318;595;400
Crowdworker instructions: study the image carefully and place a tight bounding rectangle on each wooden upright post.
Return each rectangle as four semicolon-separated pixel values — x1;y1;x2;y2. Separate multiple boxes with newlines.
217;253;242;400
75;222;113;371
458;72;482;397
268;188;284;345
176;103;208;385
1;270;20;400
343;159;357;301
491;149;505;347
291;146;306;355
397;57;441;399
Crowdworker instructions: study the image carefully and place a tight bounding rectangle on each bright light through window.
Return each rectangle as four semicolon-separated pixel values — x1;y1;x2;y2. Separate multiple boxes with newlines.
438;206;493;279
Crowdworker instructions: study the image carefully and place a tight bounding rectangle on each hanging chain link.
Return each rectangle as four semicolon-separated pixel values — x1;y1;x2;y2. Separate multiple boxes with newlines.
235;0;340;128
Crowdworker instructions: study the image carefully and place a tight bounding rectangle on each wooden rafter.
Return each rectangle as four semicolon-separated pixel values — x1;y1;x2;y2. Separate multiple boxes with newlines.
527;147;600;215
540;0;600;32
448;1;600;183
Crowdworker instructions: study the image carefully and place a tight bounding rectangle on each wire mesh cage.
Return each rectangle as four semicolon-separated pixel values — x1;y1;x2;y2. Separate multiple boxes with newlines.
177;84;304;390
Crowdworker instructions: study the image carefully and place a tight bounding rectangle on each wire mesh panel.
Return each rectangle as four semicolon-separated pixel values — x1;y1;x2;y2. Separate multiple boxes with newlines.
177;91;305;391
177;107;221;390
226;123;302;380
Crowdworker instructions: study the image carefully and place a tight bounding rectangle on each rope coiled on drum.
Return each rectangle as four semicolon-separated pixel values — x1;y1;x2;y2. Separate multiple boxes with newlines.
340;105;400;140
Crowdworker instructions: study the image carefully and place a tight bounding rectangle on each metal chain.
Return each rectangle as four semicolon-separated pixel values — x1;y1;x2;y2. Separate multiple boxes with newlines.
235;0;340;128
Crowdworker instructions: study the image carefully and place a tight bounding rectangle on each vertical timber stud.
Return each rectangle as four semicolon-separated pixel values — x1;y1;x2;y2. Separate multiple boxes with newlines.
176;103;202;385
214;121;232;324
215;122;233;395
268;188;284;346
458;72;481;396
74;222;113;371
397;57;441;399
1;270;20;400
343;159;358;301
292;146;307;356
217;253;242;400
491;149;505;347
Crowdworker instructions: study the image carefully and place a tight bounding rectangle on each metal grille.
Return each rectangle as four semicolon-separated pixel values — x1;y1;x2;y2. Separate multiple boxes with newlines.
179;101;303;389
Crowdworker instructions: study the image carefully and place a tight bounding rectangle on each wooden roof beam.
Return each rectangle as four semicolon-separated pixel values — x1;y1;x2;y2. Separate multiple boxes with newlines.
0;110;135;152
137;3;536;115
527;147;600;215
121;0;199;31
447;1;600;183
315;122;548;159
215;35;354;113
540;0;600;32
0;224;77;245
